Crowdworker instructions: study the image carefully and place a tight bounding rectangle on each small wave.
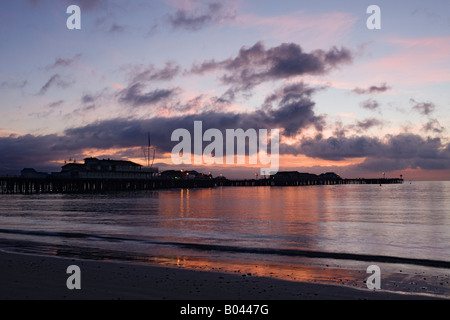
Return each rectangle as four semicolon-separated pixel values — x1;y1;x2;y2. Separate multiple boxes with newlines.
1;228;449;269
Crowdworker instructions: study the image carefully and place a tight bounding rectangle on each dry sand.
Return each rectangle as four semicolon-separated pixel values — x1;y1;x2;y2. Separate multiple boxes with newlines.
0;250;445;301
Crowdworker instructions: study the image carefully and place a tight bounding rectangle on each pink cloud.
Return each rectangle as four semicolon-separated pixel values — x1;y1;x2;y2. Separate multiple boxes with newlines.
0;129;27;137
361;37;450;85
236;10;357;48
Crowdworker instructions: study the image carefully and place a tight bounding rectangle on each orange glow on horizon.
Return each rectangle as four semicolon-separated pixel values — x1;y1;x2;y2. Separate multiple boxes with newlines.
54;148;450;181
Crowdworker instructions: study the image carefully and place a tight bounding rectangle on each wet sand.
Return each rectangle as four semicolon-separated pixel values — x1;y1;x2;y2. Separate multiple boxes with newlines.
0;250;445;301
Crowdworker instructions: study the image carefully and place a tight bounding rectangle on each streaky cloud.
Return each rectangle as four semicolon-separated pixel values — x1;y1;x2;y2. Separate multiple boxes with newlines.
352;83;391;95
168;2;235;31
39;74;72;95
118;83;178;107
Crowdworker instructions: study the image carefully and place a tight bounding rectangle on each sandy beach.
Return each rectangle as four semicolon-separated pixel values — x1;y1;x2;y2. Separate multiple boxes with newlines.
0;250;444;301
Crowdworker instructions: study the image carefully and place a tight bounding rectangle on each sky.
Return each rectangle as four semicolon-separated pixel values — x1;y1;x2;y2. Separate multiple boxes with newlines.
0;0;449;180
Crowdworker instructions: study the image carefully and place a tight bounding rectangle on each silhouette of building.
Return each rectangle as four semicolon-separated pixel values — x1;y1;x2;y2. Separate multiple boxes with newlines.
20;168;48;179
318;172;342;181
160;169;212;180
52;157;158;179
273;171;319;182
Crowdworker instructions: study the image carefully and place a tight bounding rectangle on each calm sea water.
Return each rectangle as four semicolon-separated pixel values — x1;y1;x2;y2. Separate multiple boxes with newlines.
0;181;449;297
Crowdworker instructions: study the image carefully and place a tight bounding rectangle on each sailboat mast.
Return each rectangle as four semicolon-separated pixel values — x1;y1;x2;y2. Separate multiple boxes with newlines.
147;133;151;168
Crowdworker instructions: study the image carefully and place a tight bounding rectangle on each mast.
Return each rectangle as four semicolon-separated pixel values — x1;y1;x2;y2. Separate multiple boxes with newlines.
147;133;151;168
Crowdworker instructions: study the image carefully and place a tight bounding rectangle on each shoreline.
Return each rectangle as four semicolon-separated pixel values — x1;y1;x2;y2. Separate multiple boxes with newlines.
0;250;445;300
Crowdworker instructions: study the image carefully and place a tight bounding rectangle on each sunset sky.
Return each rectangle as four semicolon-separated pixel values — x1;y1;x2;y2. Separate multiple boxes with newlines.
0;0;449;180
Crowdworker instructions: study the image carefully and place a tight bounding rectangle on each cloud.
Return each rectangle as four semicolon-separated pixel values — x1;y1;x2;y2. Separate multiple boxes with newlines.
118;83;178;107
0;133;73;172
235;10;357;47
82;94;95;104
45;54;82;70
29;100;65;119
39;74;72;95
145;23;158;38
360;99;380;111
0;80;28;90
359;37;450;86
28;0;105;12
410;98;435;115
190;41;352;91
293;133;450;171
128;62;181;84
423;119;445;134
108;23;127;33
64;0;105;12
327;118;383;138
261;82;325;136
265;82;319;102
296;135;382;161
352;83;391;95
168;2;235;31
2;118;450;175
354;118;383;131
354;135;450;172
0;82;325;172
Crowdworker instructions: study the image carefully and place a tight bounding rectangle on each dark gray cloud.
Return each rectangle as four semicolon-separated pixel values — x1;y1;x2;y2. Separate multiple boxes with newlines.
352;83;391;95
353;135;450;172
190;41;352;91
296;135;383;161
360;99;380;111
168;2;235;31
0;133;73;173
261;83;325;136
39;74;72;95
410;99;435;115
0;83;324;173
118;83;178;107
290;133;450;172
2;120;450;175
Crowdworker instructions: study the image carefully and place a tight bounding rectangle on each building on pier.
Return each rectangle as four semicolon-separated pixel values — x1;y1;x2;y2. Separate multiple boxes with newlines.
21;168;48;179
160;169;213;180
272;171;342;185
22;157;159;180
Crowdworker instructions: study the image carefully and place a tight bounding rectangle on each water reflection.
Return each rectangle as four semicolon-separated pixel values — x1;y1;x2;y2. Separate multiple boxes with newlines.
0;182;449;296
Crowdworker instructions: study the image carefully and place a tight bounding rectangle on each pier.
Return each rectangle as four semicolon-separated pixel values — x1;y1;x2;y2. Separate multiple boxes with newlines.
221;177;404;187
0;176;403;194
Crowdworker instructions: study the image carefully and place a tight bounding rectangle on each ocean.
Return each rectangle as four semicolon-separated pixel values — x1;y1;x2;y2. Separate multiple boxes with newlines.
0;181;449;298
